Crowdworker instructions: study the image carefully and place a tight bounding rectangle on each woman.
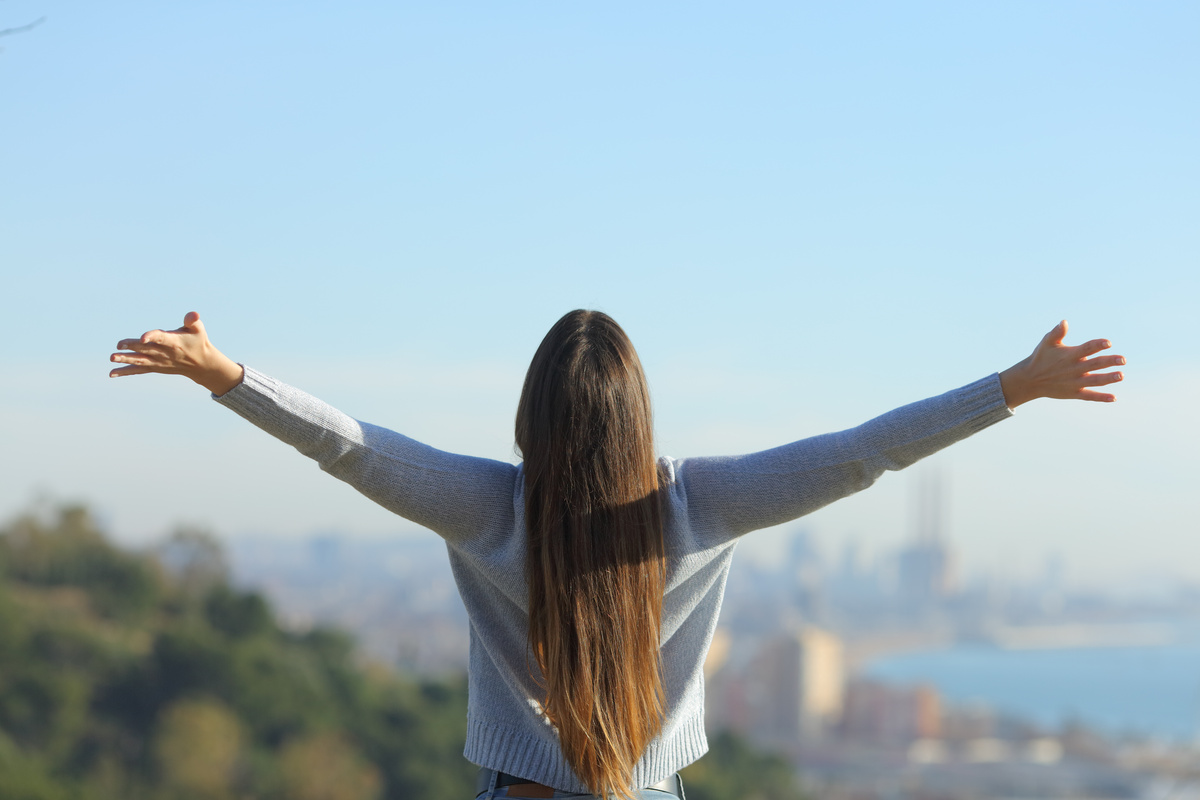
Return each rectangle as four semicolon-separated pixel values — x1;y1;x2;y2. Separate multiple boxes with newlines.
110;310;1123;800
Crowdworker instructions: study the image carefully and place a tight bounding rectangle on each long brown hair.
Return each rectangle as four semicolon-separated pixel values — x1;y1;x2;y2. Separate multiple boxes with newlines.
515;310;666;800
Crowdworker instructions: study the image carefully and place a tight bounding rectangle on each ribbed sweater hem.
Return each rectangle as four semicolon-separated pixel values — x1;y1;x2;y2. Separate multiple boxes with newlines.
464;713;709;794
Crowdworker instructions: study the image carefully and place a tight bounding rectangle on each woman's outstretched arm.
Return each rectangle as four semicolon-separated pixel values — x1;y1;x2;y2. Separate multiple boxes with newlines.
109;311;244;395
667;321;1125;547
109;313;518;546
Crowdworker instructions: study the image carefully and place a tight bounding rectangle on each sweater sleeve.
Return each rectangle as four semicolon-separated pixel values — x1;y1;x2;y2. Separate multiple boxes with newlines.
666;373;1013;549
213;366;518;544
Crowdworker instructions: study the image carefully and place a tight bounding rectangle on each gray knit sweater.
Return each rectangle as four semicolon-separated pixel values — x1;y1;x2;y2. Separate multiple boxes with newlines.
215;367;1012;792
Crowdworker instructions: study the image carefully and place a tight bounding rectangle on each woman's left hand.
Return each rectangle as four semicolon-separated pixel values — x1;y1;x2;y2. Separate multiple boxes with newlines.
999;320;1125;409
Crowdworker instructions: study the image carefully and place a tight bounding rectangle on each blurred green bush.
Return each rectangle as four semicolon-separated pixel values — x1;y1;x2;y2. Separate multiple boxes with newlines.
0;504;805;800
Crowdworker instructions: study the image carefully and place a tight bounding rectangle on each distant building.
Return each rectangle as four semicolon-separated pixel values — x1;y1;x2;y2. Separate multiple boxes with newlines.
942;702;995;742
841;679;941;742
739;625;845;747
703;627;733;679
897;470;956;606
897;540;955;602
787;529;826;620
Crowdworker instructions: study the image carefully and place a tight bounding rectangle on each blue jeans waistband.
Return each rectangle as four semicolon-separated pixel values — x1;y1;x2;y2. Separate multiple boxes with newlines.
474;768;686;800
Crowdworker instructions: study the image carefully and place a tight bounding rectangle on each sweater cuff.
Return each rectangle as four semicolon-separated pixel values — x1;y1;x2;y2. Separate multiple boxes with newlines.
966;372;1015;428
211;365;279;410
974;371;1012;422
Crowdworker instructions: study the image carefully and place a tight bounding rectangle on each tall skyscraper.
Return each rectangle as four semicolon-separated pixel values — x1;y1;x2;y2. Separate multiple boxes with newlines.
897;470;955;605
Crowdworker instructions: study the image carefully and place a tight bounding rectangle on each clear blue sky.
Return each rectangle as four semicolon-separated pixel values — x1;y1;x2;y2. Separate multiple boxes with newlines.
2;1;1196;586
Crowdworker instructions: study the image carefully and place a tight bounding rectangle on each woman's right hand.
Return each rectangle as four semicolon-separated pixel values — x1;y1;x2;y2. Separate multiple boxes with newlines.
109;311;244;396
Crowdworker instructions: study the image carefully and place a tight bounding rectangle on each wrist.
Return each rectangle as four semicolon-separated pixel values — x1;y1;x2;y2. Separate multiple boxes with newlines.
195;346;244;396
999;360;1036;409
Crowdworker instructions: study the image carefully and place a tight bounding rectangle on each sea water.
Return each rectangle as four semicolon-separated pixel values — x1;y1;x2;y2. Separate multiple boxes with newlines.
862;634;1200;742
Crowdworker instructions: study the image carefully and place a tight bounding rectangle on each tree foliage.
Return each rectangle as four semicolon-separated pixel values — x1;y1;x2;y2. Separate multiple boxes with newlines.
681;730;809;800
154;699;243;799
0;505;474;799
277;732;381;800
0;504;805;800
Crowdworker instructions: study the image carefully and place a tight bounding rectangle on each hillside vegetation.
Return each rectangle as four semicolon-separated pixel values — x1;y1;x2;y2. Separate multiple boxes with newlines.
0;505;804;800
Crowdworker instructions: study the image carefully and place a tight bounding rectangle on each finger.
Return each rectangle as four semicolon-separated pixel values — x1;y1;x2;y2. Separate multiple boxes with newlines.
1075;338;1113;358
116;338;171;353
1077;389;1116;403
110;352;163;367
1080;371;1123;387
186;313;206;339
1043;320;1068;346
109;365;156;378
141;329;169;345
1081;354;1126;372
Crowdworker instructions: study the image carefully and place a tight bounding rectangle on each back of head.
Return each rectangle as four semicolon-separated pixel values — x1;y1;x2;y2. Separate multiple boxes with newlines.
516;310;665;800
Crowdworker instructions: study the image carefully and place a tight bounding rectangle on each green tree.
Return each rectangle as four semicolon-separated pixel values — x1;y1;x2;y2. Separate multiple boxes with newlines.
151;624;237;705
157;527;228;599
0;745;71;800
1;505;161;621
680;730;807;800
0;667;89;760
229;637;338;745
0;579;29;658
153;699;244;800
204;585;273;640
277;732;381;800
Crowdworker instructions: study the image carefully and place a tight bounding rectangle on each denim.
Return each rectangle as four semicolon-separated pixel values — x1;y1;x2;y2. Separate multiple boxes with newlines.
474;790;681;800
474;768;685;800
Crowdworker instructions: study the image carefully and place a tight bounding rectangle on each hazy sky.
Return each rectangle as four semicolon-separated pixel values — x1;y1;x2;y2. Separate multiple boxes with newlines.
2;2;1196;587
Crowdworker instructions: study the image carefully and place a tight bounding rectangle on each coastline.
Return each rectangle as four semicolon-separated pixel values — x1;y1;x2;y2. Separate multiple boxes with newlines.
858;623;1200;742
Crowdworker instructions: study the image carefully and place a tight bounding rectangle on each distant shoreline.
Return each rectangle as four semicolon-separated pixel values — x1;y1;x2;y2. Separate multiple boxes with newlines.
862;632;1200;742
960;622;1180;651
847;621;1191;668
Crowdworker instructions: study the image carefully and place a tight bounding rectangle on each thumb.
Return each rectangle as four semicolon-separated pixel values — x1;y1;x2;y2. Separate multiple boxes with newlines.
1043;319;1067;346
183;311;203;333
